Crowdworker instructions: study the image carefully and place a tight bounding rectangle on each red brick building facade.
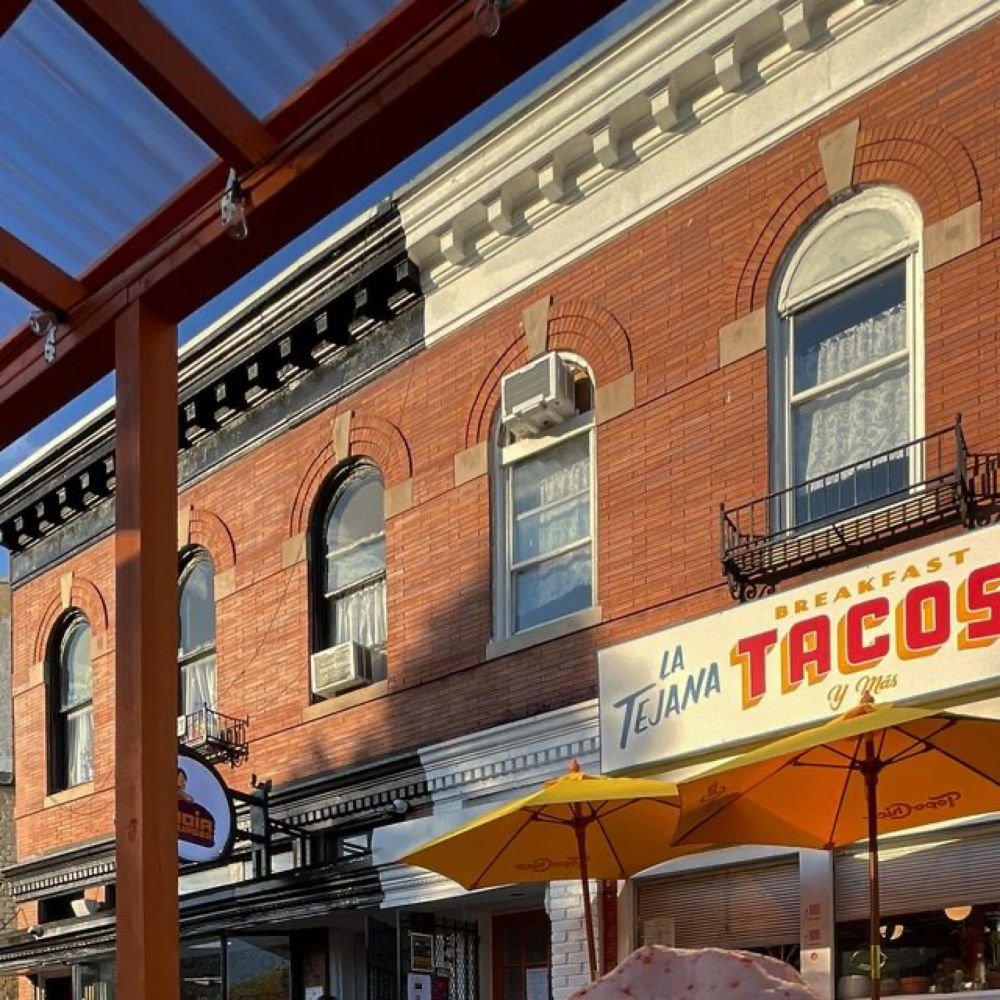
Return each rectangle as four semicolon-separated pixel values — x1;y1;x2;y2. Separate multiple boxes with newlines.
1;2;998;998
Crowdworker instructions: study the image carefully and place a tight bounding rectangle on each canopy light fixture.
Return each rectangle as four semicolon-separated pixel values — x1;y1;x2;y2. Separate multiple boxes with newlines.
220;168;249;241
28;310;60;364
473;0;514;37
945;905;972;922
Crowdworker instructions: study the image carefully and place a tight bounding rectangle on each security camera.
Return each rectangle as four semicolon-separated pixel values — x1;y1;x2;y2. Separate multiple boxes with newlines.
388;798;409;816
27;925;44;939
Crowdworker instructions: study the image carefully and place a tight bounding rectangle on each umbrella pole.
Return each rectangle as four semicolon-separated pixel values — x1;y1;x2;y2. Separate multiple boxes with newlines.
573;817;599;982
864;736;882;1000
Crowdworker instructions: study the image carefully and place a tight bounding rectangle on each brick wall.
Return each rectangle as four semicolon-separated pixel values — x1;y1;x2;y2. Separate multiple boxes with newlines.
546;881;599;1000
8;17;1000;863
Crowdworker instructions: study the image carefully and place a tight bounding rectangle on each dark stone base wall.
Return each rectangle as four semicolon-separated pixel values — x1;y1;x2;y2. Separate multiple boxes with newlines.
0;783;16;1000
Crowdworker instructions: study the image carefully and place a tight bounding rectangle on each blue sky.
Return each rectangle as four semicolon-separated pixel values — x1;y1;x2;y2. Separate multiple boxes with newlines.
0;0;664;575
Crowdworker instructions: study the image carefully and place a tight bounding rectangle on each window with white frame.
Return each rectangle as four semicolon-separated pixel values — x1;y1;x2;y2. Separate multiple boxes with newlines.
772;188;923;529
49;612;94;791
178;549;217;721
311;462;387;679
493;355;596;638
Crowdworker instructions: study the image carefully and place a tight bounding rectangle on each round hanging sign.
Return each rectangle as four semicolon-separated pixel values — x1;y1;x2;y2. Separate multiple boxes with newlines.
177;747;235;864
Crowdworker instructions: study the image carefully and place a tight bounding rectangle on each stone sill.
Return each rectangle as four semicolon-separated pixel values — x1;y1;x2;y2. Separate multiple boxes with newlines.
485;606;603;661
301;679;390;723
44;781;95;808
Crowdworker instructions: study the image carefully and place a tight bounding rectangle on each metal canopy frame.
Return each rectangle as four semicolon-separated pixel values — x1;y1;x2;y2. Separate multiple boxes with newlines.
0;2;629;998
0;0;626;449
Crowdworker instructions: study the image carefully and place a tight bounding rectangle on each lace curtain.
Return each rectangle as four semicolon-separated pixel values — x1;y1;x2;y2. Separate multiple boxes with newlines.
66;706;94;786
334;578;387;650
511;434;592;630
183;653;217;715
61;622;93;787
794;302;909;487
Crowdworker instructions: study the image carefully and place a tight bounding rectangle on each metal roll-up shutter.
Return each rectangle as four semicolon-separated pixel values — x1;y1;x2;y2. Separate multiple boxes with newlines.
636;856;801;950
835;820;1000;921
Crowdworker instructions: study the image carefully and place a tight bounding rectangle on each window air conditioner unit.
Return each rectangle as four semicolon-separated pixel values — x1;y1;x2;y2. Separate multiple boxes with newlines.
500;352;576;437
71;898;100;918
310;641;372;698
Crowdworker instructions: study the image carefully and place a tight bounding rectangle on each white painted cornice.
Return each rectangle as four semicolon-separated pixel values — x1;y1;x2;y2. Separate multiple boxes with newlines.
418;699;599;803
401;0;782;248
400;0;1000;346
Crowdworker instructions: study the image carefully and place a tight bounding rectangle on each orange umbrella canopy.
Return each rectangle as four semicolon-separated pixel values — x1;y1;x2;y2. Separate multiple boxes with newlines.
401;760;690;982
674;695;1000;1000
674;700;1000;850
402;762;686;889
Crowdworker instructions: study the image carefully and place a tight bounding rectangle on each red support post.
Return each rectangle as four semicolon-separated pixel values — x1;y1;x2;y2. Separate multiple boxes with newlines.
600;880;618;974
114;300;179;1000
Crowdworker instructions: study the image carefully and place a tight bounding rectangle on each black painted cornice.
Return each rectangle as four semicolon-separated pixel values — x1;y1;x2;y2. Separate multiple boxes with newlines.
0;200;422;559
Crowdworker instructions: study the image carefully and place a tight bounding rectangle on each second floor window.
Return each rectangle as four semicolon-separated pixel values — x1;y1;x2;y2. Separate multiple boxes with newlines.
493;355;596;638
773;187;922;529
312;463;387;677
50;613;93;791
179;550;217;719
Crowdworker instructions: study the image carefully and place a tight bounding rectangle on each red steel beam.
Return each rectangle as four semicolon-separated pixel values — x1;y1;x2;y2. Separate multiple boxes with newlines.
0;228;89;313
56;0;275;169
113;300;179;1000
0;0;627;449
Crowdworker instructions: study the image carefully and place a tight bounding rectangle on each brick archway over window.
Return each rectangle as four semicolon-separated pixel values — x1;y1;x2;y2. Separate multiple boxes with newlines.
184;507;237;571
733;119;981;318
33;575;109;664
463;297;632;448
289;411;411;536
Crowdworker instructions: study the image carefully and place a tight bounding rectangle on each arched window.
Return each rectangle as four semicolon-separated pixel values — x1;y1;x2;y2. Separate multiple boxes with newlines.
311;463;387;680
48;613;93;791
771;188;923;528
178;549;217;720
492;353;596;639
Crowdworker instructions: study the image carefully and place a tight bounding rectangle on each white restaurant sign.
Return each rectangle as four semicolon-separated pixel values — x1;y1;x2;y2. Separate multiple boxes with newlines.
177;748;235;863
599;523;1000;774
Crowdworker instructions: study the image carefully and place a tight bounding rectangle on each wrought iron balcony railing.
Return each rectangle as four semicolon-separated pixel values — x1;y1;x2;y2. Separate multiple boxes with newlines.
720;416;1000;601
177;706;249;767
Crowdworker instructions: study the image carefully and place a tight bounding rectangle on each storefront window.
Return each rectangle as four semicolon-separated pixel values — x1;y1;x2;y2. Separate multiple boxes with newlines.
182;938;223;1000
77;961;115;1000
837;907;1000;995
179;935;291;1000
226;936;291;1000
835;822;1000;997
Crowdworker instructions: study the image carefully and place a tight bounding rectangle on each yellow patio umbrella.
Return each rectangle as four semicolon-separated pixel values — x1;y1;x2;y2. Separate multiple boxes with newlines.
400;760;690;981
674;694;1000;1000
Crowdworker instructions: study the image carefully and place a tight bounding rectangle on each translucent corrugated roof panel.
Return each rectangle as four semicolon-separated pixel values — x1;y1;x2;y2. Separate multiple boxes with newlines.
140;0;399;119
0;286;33;336
0;0;213;277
